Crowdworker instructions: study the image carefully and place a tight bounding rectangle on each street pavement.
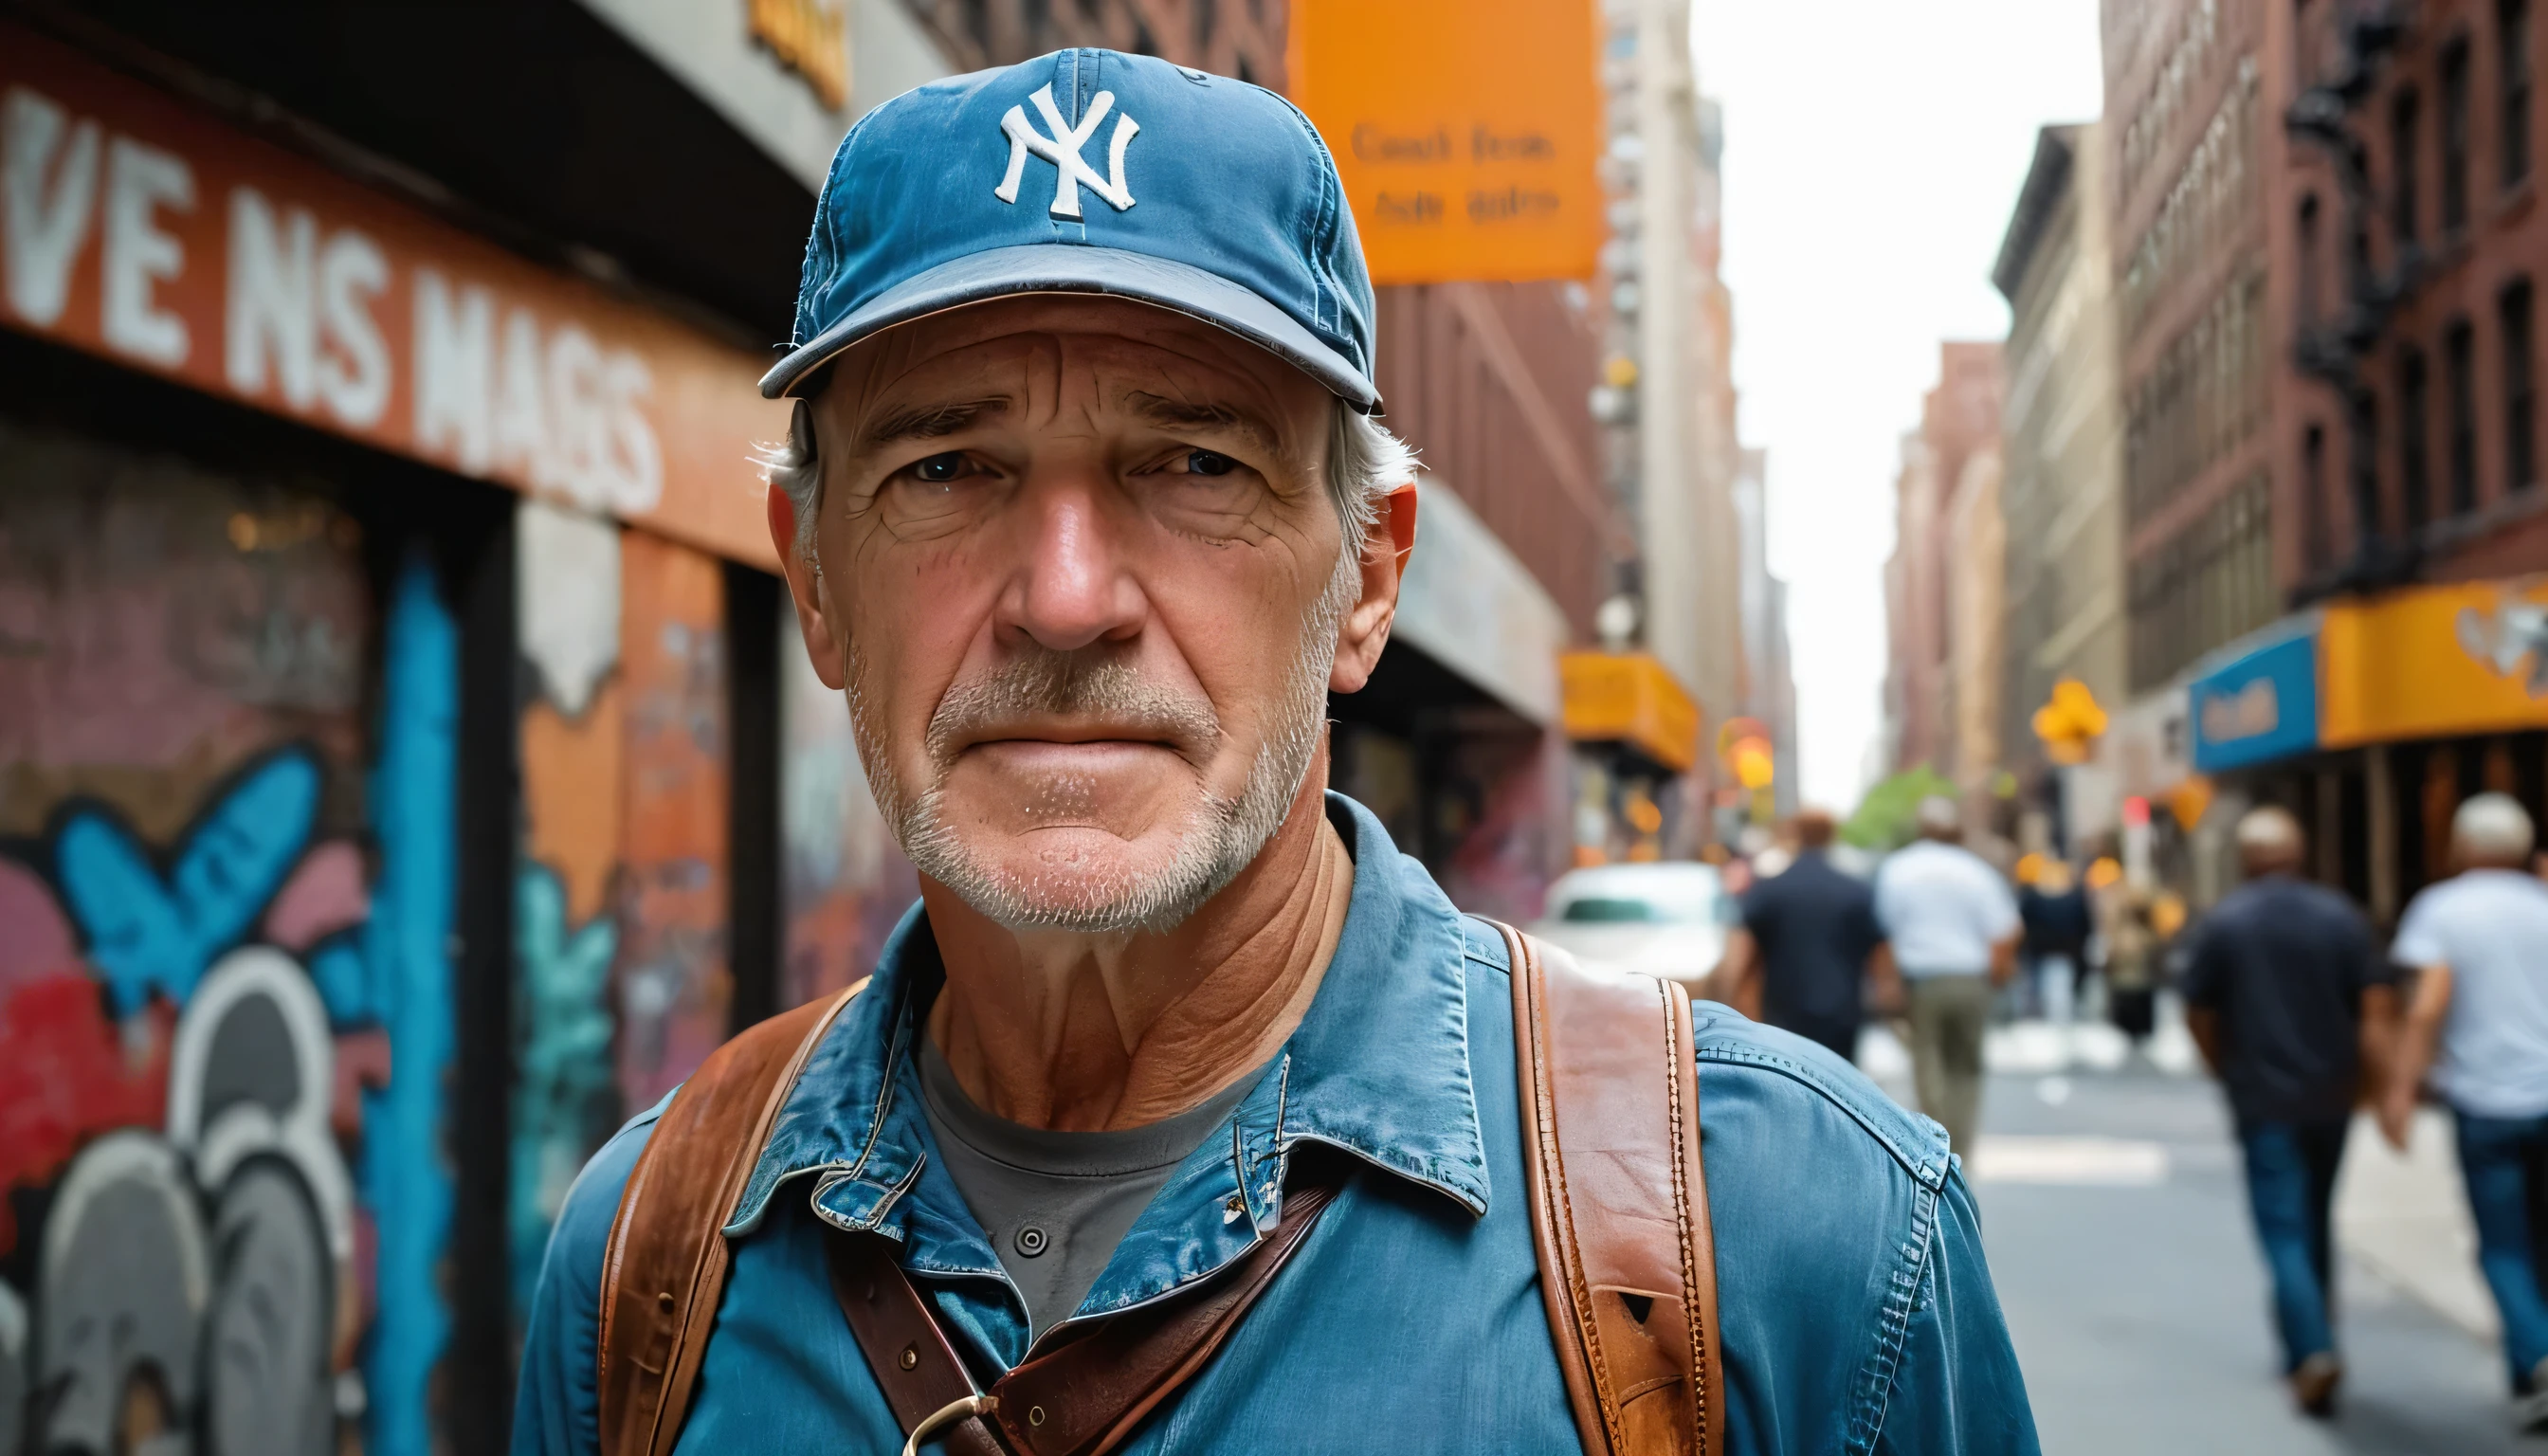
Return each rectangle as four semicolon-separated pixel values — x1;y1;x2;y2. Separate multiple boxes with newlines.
1937;1063;2532;1454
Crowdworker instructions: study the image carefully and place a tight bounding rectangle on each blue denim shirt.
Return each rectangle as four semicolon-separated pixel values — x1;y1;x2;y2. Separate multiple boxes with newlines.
515;796;2038;1454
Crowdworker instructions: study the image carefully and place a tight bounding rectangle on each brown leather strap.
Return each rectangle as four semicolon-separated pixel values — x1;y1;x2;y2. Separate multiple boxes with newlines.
1501;921;1723;1456
596;980;866;1456
826;1230;1007;1456
827;1158;1347;1456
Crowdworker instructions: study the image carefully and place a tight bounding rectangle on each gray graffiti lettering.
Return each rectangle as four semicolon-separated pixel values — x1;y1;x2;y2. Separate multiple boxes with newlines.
204;1162;333;1456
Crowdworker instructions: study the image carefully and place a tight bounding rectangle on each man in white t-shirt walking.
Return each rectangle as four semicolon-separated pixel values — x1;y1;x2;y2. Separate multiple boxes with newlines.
2386;792;2548;1428
1875;796;2021;1156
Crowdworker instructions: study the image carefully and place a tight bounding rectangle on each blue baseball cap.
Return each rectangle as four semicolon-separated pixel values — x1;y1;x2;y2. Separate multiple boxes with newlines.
760;48;1381;412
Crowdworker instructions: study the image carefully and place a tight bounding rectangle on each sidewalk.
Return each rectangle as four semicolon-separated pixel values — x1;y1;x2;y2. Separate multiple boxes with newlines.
1858;1011;2499;1344
2335;1107;2496;1340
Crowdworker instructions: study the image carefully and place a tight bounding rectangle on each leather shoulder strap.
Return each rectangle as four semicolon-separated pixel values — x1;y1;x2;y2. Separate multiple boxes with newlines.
596;979;866;1456
1499;921;1724;1456
825;1159;1346;1456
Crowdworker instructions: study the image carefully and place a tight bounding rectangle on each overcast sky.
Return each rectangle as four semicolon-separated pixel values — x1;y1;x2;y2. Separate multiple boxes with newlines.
1689;0;2107;809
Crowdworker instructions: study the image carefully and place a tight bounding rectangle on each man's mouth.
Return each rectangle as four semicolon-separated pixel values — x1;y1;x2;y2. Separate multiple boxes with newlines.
961;735;1189;762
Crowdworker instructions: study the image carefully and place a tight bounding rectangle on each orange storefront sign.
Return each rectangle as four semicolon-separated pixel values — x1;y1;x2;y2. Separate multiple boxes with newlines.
1285;0;1601;286
0;23;783;568
2320;577;2548;746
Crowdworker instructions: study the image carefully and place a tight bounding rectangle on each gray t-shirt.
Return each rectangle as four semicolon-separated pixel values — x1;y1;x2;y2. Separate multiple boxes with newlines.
918;1039;1264;1338
2393;868;2548;1118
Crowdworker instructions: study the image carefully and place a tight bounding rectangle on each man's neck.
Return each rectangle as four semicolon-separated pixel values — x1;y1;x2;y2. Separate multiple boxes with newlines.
920;767;1354;1132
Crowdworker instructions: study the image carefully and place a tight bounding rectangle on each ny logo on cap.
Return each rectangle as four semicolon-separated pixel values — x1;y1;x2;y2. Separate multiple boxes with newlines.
995;83;1139;218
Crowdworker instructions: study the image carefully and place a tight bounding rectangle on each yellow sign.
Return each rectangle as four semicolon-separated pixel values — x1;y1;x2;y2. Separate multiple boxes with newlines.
749;0;849;112
2167;776;2214;831
1559;652;1702;773
2031;679;2109;766
2320;578;2548;747
1731;739;1775;791
1285;0;1602;285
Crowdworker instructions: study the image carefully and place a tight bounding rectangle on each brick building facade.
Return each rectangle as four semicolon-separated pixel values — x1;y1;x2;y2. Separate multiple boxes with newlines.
1884;342;2006;779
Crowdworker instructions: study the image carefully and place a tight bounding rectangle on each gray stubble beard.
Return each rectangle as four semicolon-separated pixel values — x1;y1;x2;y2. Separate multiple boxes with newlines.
841;549;1359;935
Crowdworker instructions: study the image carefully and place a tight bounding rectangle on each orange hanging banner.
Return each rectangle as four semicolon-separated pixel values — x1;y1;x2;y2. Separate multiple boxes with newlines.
1284;0;1604;286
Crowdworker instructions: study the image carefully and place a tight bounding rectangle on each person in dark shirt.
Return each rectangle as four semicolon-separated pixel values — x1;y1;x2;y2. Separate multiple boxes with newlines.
2018;861;2093;1025
2180;805;2398;1419
1719;810;1890;1062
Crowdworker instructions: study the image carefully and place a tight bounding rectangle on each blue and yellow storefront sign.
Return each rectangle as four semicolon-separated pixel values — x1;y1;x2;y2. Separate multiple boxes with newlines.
2188;578;2548;772
2190;628;2320;772
2320;576;2548;745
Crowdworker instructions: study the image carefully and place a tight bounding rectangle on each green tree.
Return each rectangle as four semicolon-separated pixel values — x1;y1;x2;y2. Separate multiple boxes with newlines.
1842;766;1957;850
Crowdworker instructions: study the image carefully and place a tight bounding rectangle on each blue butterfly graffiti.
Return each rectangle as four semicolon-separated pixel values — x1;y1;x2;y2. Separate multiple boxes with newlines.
53;750;322;1016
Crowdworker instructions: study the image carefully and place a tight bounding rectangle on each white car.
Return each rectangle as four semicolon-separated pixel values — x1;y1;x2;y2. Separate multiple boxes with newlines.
1527;862;1738;989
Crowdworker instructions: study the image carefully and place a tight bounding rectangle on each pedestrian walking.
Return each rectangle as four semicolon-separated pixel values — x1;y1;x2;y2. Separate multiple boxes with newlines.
2383;792;2548;1429
1717;808;1890;1063
2179;807;2395;1417
1873;795;2021;1157
509;49;2038;1454
2018;860;2092;1028
2089;883;2157;1049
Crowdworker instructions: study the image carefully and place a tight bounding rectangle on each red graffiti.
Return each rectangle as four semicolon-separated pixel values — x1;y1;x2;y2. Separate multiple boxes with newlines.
0;972;173;1255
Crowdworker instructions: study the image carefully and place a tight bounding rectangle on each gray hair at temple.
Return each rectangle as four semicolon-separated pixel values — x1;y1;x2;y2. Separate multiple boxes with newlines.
760;393;1416;570
2452;792;2537;864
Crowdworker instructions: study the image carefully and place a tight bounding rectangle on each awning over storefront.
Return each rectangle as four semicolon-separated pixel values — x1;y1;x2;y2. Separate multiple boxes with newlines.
2320;577;2548;746
1559;651;1702;772
2189;625;2320;773
2180;578;2548;772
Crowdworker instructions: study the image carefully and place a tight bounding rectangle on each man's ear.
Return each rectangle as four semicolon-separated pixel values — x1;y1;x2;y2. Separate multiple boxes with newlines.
1330;481;1419;695
768;484;846;690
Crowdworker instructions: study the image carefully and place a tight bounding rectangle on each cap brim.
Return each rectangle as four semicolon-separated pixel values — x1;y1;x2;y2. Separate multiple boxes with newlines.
757;244;1381;411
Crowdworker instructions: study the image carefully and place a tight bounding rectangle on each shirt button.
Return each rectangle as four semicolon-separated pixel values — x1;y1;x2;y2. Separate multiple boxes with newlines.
1013;1225;1048;1258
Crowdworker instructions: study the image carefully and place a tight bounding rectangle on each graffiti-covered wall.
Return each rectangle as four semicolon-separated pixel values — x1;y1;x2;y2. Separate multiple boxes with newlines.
508;504;743;1303
509;501;625;1309
0;417;455;1454
615;534;732;1108
778;610;917;1010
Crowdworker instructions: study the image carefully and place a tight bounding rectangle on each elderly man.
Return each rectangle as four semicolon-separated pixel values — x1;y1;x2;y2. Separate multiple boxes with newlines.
2180;807;2392;1416
2386;793;2548;1428
513;49;2034;1455
1873;796;2020;1157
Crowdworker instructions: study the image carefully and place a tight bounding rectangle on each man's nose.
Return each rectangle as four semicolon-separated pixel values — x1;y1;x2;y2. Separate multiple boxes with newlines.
1001;478;1145;653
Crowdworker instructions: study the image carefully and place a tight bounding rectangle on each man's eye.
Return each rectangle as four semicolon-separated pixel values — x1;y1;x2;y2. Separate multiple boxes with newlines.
1185;449;1237;477
911;452;968;483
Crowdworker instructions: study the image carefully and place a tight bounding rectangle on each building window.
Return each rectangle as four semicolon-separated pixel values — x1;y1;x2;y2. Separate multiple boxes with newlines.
2506;278;2539;491
2446;39;2475;228
2360;393;2383;540
2401;346;2433;529
2305;423;2332;568
2448;317;2481;512
2393;87;2423;246
2299;193;2323;325
2506;0;2536;189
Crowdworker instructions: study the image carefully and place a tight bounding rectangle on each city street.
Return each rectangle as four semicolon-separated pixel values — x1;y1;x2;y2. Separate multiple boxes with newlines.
1954;1065;2526;1454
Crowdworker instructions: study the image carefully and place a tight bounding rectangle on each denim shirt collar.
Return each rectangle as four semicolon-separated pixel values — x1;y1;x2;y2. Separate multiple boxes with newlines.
722;793;1488;1333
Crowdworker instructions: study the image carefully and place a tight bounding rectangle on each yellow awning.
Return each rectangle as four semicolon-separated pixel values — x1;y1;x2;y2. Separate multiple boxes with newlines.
1559;652;1702;772
2320;578;2548;747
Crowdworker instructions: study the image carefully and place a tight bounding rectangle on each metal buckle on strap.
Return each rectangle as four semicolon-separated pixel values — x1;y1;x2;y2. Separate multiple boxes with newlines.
900;1393;998;1456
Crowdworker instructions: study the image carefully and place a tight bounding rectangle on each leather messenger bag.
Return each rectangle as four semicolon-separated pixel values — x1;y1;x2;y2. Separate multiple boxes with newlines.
593;924;1723;1456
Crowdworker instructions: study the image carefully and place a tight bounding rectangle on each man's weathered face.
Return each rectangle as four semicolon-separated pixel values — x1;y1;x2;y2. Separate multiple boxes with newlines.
789;296;1355;932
